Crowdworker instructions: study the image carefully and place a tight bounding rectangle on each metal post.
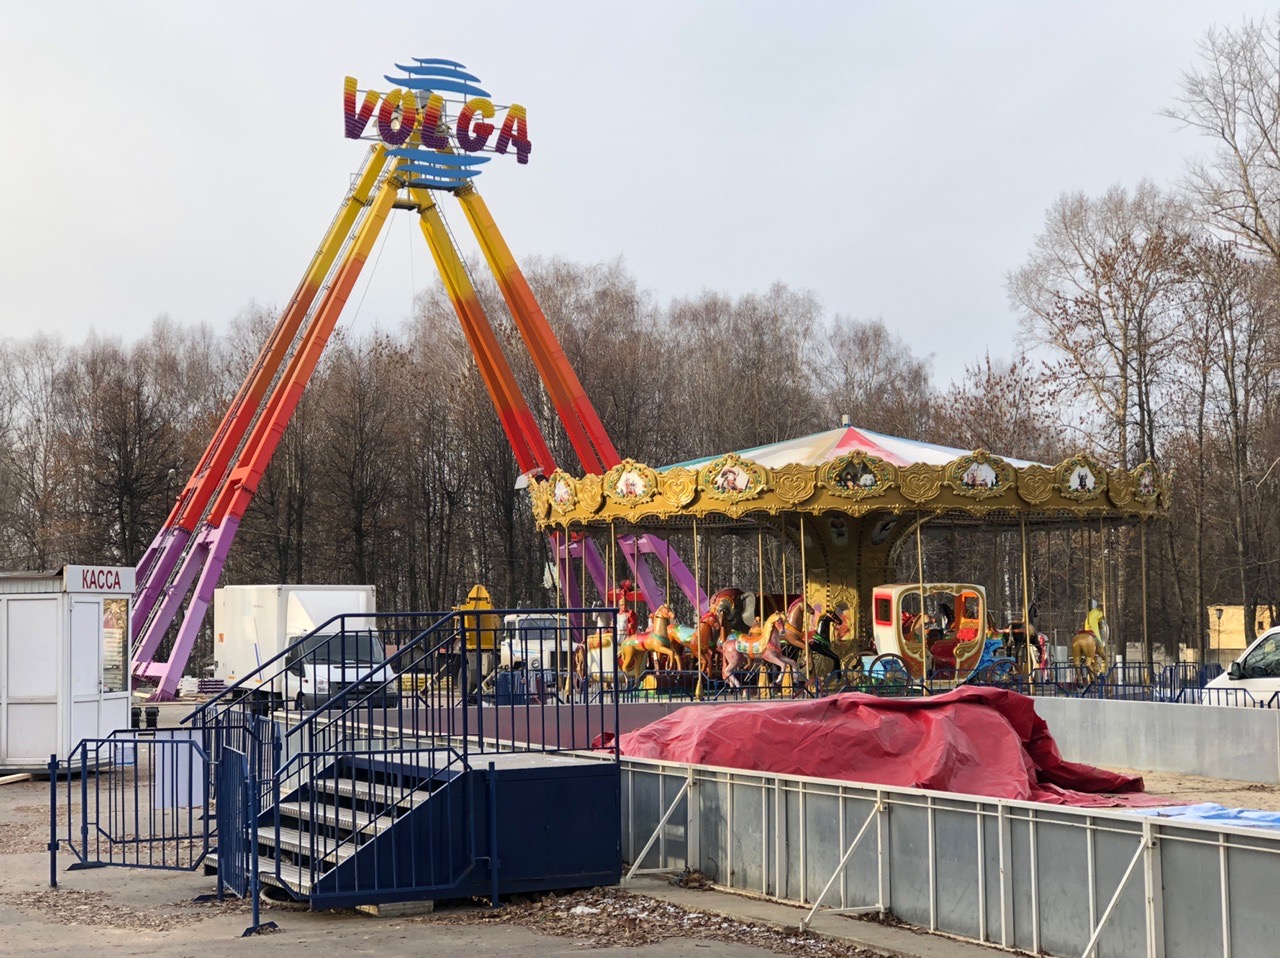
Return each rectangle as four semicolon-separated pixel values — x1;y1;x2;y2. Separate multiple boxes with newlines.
487;762;501;908
47;755;58;888
686;766;700;873
1142;819;1164;958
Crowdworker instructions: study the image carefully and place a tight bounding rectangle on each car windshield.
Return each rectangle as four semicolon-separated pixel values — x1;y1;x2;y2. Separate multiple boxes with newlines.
1241;634;1280;679
292;630;384;664
511;618;560;644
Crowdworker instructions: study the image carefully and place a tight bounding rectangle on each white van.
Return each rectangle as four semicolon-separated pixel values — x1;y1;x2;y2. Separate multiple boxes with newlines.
1201;626;1280;706
214;584;396;709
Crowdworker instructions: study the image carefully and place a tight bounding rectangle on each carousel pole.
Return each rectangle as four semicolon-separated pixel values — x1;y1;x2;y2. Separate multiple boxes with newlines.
1140;521;1151;680
757;525;770;696
1020;515;1032;679
1099;516;1111;667
916;512;927;686
799;516;812;689
693;518;704;700
757;525;766;620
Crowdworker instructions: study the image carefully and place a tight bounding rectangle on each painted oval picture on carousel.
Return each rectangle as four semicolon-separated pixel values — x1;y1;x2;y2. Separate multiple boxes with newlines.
945;451;1013;499
603;459;659;505
713;465;751;493
824;452;894;500
961;462;998;489
1134;462;1158;502
700;453;766;501
1058;455;1106;501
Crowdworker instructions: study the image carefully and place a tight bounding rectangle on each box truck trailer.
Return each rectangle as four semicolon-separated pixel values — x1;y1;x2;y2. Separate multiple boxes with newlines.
213;584;396;709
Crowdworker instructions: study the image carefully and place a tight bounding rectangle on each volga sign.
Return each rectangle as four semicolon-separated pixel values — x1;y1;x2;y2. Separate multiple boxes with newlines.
63;565;135;594
343;57;532;188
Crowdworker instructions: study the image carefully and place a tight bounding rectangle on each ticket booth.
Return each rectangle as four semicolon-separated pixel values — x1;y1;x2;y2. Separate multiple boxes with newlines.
0;565;133;771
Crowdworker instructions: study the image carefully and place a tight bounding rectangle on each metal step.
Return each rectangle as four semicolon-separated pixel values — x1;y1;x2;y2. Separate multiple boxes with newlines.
275;801;398;834
256;855;314;897
209;852;313;898
310;777;424;807
257;825;361;864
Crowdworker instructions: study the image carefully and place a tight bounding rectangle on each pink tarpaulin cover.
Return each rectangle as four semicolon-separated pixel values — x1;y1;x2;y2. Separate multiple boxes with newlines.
619;686;1164;807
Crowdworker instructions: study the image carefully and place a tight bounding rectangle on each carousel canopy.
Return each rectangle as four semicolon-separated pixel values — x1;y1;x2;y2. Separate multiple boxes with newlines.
529;422;1167;532
666;425;1041;472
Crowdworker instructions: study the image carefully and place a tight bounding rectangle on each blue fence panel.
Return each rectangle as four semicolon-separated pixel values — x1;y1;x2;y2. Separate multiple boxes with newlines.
216;747;252;899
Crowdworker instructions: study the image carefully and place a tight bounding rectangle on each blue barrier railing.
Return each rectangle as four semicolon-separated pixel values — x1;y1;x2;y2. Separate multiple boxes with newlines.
58;733;209;873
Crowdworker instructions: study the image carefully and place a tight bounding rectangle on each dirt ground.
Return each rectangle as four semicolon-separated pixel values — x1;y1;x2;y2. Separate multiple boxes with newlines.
0;777;893;958
1117;766;1280;810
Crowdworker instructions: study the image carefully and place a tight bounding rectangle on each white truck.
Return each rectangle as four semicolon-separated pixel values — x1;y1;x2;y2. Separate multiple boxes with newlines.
498;612;572;673
213;584;396;709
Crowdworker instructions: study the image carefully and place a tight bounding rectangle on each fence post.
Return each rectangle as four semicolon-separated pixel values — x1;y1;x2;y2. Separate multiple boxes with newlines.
47;755;58;888
79;747;89;862
1142;819;1165;958
686;766;700;873
487;762;500;908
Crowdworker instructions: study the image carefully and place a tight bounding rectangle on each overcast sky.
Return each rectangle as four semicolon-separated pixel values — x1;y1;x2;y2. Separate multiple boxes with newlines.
1;1;1272;384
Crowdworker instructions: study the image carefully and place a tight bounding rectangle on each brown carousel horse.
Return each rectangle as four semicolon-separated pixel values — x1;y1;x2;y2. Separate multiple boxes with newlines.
573;611;684;684
689;610;723;677
779;597;844;674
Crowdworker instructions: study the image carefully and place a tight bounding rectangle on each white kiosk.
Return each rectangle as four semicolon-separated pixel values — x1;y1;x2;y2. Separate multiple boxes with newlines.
0;565;133;770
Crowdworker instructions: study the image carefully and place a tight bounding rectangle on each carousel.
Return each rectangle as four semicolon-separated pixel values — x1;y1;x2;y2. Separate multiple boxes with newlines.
534;421;1169;692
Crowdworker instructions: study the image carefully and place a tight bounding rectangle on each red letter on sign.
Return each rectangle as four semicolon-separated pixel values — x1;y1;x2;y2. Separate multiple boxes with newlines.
344;76;380;139
456;97;496;152
495;105;532;165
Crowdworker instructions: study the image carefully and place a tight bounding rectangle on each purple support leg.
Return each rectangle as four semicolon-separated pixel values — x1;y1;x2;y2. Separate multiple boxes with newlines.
131;527;193;638
554;534;585;643
637;534;707;610
130;532;210;676
618;535;667;610
564;536;611;603
149;517;240;702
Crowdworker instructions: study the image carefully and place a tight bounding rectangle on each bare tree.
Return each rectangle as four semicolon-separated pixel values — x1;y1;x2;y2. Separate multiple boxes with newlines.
1007;182;1189;467
1165;15;1280;268
817;316;934;439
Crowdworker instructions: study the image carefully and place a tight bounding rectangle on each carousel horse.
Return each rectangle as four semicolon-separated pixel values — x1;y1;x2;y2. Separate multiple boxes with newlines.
618;634;682;679
1070;630;1107;682
648;604;694;661
721;611;795;688
778;597;843;673
574;613;618;683
689;610;723;676
609;604;687;680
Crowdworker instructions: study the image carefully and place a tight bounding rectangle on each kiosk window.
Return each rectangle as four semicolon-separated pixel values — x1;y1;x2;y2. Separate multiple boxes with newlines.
102;598;127;693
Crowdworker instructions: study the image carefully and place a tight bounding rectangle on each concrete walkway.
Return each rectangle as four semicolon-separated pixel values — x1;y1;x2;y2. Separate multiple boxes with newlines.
627;876;1004;958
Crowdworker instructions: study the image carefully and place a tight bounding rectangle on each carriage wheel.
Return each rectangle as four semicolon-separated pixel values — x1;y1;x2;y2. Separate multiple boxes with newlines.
840;650;867;672
869;653;912;687
975;659;1016;687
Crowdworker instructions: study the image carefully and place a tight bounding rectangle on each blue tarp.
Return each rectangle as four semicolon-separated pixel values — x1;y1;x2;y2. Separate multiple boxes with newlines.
1130;803;1280;831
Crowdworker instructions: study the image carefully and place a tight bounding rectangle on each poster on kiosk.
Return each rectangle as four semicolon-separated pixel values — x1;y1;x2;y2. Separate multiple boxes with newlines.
0;565;134;771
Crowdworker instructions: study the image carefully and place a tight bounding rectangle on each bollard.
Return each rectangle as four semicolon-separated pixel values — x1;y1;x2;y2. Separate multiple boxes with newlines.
144;705;160;729
130;706;141;729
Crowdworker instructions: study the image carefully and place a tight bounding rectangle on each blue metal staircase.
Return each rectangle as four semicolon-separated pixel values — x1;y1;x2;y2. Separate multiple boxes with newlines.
53;607;621;915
